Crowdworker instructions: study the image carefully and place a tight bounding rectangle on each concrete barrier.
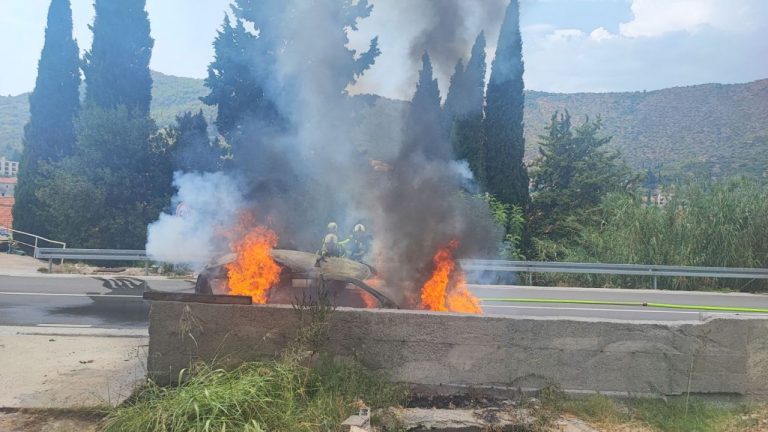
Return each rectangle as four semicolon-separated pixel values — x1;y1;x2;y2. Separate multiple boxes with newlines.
147;302;768;399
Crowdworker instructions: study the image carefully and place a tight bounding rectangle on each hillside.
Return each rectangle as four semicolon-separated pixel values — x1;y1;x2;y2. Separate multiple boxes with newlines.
2;74;766;178
524;79;768;178
0;93;27;159
0;71;214;159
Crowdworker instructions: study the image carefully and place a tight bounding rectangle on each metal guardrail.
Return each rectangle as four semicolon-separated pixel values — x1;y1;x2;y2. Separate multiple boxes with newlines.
0;225;66;258
35;248;149;275
459;259;768;289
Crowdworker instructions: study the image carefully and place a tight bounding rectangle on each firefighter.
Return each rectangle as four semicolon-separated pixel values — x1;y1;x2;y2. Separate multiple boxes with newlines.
345;224;371;262
319;222;344;259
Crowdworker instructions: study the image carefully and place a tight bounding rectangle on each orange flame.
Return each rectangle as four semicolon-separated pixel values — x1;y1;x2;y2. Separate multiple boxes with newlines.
420;240;482;314
226;226;281;304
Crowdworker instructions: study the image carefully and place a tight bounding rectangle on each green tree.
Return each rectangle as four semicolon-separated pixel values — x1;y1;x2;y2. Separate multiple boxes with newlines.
166;110;225;173
484;0;529;208
39;108;171;248
444;32;487;183
13;0;80;236
402;53;447;161
83;0;154;114
530;112;634;243
202;0;380;158
201;14;276;142
40;0;171;248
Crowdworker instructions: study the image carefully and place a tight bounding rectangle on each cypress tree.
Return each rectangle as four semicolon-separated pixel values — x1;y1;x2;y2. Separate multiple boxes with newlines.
443;59;467;124
39;0;170;248
13;0;80;236
464;32;487;119
201;14;270;141
443;32;487;183
83;0;154;114
168;110;224;173
484;0;529;207
403;53;447;161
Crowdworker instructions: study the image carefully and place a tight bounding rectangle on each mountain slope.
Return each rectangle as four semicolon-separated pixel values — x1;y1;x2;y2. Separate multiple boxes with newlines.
524;79;768;178
0;71;214;159
0;93;27;159
2;74;766;178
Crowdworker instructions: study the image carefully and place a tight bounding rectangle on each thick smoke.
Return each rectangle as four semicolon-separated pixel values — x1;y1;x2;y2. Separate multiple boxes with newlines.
405;0;508;94
147;0;502;304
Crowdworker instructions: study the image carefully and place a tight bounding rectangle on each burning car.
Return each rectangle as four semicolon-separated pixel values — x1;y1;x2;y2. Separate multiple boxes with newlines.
194;248;399;309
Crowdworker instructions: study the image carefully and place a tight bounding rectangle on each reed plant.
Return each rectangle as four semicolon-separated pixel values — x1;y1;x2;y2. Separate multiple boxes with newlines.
538;178;768;291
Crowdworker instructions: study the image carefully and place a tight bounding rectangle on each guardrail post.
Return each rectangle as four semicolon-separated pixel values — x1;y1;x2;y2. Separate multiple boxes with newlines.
34;237;38;257
144;260;149;276
652;272;658;289
48;258;52;273
528;272;533;286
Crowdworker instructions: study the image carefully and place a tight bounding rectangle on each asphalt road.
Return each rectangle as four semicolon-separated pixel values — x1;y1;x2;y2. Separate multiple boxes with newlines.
473;285;768;321
1;275;767;327
0;275;193;328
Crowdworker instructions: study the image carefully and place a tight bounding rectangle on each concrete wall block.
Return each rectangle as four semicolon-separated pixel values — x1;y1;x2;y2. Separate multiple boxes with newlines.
146;302;768;397
746;320;768;397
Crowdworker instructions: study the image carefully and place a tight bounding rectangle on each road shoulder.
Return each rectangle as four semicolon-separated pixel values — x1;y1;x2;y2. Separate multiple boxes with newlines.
0;326;148;409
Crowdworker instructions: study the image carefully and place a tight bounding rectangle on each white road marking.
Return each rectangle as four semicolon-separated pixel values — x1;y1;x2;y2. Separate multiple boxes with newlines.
36;323;93;328
470;284;768;297
481;304;768;317
0;291;142;298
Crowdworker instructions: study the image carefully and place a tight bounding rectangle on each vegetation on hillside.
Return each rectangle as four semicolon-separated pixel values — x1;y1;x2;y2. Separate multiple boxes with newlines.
150;71;215;126
3;78;766;181
0;93;27;159
0;70;214;160
524;79;768;178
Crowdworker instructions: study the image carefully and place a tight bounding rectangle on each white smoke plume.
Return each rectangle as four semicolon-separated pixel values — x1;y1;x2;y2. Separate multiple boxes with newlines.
146;171;245;268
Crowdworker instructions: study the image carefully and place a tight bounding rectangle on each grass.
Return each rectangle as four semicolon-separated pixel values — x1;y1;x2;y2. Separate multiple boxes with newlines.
559;394;755;432
536;179;768;292
103;285;406;432
102;356;405;432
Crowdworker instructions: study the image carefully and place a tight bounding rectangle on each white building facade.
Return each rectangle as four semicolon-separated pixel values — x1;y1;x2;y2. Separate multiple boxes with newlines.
0;157;19;177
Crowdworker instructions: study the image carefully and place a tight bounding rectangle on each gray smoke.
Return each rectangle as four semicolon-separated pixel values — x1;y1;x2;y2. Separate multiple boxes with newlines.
146;0;503;305
406;0;508;96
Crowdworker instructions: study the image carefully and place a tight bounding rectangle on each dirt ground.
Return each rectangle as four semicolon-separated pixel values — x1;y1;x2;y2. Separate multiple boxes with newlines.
0;410;103;432
0;326;148;409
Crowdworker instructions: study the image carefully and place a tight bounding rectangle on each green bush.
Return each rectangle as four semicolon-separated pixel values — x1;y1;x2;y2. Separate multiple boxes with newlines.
102;356;405;432
545;178;768;291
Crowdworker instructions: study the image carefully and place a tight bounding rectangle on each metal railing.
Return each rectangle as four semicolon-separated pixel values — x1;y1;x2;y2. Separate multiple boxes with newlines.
0;225;66;258
459;259;768;289
35;248;149;275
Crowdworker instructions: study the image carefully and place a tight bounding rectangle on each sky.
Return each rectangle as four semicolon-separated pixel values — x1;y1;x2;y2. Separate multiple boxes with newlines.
0;0;766;98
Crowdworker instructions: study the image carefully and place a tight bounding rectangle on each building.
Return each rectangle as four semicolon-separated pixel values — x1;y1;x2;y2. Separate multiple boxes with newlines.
0;177;15;198
0;178;16;228
0;157;19;177
0;197;12;228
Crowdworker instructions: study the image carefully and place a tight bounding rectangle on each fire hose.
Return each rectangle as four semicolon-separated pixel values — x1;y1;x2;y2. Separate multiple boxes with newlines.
478;298;768;314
